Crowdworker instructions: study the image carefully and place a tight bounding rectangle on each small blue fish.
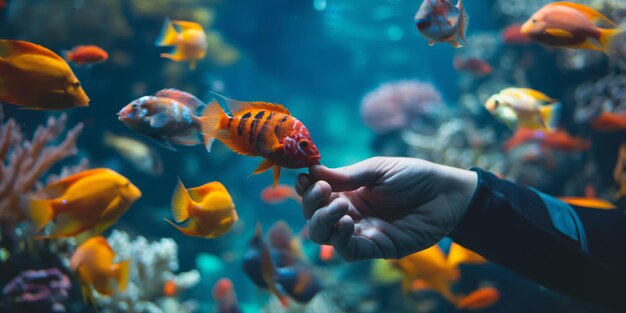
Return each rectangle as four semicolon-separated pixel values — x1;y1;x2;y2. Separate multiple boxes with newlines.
243;223;322;306
414;0;469;48
118;89;204;150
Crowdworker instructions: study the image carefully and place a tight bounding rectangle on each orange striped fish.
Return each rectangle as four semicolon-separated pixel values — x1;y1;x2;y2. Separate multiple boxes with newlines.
200;93;321;187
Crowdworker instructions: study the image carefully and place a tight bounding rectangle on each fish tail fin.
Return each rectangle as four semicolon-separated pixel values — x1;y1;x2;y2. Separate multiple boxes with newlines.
199;100;228;152
81;283;100;313
21;196;53;231
116;260;131;292
171;178;192;222
539;102;561;131
155;18;178;46
599;28;626;57
457;0;469;43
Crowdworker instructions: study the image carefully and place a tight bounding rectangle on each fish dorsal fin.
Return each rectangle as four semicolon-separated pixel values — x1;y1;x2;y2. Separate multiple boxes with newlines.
43;168;113;198
545;28;574;39
171;20;205;32
155;89;205;112
518;88;555;103
0;40;64;61
210;92;291;116
549;2;617;28
188;181;228;202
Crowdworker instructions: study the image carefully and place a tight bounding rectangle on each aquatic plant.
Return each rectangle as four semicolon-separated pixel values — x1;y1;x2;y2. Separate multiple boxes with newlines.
360;80;443;134
94;230;200;313
2;268;71;313
0;106;84;230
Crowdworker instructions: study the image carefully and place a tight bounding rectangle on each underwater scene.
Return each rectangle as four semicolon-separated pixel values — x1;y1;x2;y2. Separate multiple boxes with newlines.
1;0;626;312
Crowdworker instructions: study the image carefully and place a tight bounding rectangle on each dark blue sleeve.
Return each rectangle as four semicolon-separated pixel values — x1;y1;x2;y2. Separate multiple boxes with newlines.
449;169;626;312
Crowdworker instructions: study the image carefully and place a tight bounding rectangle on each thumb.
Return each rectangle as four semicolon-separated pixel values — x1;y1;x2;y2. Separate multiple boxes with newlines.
310;159;383;192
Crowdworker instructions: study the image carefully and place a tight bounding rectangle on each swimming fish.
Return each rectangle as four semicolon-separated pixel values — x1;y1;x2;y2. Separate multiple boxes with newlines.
164;179;238;238
212;278;242;313
103;132;164;176
414;0;469;48
319;245;334;262
504;128;590;152
23;168;141;239
155;18;207;70
558;197;617;209
521;2;624;55
118;89;205;151
64;45;108;66
200;93;321;187
485;88;561;131
260;184;300;205
243;224;290;307
453;57;492;76
502;24;532;44
0;40;90;110
591;112;626;132
389;243;499;309
70;236;130;307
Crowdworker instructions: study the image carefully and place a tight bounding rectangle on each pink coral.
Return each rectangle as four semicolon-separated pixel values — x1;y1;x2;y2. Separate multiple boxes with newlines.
360;80;443;133
0;106;84;229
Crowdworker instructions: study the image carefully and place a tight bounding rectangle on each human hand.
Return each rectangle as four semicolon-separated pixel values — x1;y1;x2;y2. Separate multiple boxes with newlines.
296;157;477;261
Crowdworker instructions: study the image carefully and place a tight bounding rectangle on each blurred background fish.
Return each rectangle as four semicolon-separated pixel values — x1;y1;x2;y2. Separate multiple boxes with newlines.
103;132;164;176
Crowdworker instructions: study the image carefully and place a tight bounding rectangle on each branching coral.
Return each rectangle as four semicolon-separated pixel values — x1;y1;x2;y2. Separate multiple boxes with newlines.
2;268;71;313
0;106;84;229
94;230;199;313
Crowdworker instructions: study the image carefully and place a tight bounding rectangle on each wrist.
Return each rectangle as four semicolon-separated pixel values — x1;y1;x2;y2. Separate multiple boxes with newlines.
436;164;479;225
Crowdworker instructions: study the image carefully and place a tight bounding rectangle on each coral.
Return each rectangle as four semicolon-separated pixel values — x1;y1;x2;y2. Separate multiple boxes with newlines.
94;230;199;313
0;106;84;229
574;73;626;124
2;268;71;313
360;80;443;134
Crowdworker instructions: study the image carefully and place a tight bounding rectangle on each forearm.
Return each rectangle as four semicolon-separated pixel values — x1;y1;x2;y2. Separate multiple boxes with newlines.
449;169;626;312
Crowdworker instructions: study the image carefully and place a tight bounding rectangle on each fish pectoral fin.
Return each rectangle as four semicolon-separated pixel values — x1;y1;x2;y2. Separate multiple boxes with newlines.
252;159;274;175
447;37;463;48
258;129;282;154
149;136;177;151
544;28;574;39
99;196;122;219
171;178;192;222
148;112;171;129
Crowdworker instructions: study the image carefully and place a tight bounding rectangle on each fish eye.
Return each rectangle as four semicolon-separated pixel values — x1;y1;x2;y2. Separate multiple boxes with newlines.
132;104;139;111
532;19;537;23
73;82;81;88
124;181;130;188
299;140;309;149
494;100;500;108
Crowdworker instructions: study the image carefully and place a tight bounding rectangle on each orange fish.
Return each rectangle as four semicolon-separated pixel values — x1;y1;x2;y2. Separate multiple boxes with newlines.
155;18;207;70
64;45;108;66
70;236;130;307
559;197;617;209
456;287;501;310
453;57;492;76
23;168;141;239
200;93;321;187
164;179;238;238
521;2;624;55
260;184;300;204
504;128;589;152
591;112;626;132
0;40;90;110
502;24;531;44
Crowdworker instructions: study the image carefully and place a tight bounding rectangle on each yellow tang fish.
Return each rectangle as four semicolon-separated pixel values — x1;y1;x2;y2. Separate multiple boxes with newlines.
0;40;89;110
70;236;130;307
23;168;141;238
164;179;238;238
155;18;207;70
485;87;560;131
